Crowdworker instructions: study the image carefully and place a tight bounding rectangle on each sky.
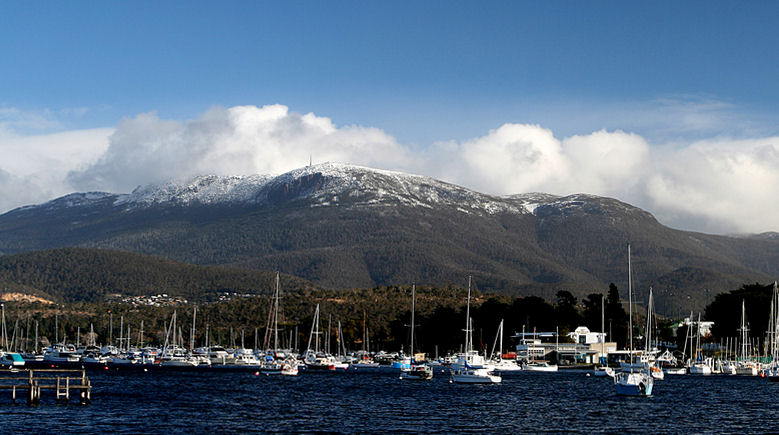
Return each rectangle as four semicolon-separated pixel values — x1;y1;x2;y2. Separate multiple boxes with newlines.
1;1;778;234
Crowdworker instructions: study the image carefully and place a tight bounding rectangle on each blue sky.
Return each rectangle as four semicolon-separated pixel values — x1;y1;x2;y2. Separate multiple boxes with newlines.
4;1;777;141
1;1;779;234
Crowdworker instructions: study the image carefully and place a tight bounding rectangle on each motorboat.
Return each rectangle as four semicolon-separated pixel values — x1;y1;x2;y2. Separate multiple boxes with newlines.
614;371;654;396
43;344;81;363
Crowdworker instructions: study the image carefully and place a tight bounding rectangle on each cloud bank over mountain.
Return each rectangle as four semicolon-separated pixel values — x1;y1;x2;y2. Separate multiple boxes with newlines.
1;104;777;234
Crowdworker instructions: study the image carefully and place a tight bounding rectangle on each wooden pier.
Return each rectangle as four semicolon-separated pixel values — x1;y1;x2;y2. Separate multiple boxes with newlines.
0;369;91;405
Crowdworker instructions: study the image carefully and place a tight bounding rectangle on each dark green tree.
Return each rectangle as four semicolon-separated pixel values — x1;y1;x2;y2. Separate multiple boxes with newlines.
705;282;774;340
581;293;605;332
605;283;629;348
554;290;580;334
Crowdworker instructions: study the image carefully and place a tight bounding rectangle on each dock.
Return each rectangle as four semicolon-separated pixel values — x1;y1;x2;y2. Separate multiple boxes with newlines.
0;368;91;405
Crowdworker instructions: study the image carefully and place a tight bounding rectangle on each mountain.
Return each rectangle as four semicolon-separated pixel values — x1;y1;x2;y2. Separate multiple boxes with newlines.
0;162;777;313
0;248;321;303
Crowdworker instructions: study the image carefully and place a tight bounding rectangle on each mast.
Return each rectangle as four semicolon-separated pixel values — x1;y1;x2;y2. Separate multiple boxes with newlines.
697;313;703;363
337;321;345;359
740;300;748;362
326;314;332;355
489;320;503;361
645;287;654;353
362;311;367;356
306;304;321;354
628;243;634;371
465;276;472;358
410;284;416;362
274;272;280;353
499;319;503;358
601;294;606;365
190;306;197;352
25;313;30;353
0;303;6;350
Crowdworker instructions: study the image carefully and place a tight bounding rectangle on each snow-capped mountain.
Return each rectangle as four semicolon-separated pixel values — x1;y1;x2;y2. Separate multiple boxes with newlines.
24;162;640;219
1;162;777;312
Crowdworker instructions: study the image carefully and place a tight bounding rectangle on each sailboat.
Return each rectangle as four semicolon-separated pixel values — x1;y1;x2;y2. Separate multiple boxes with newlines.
735;300;759;376
450;276;501;384
160;310;198;367
303;304;336;370
688;313;712;375
351;312;379;370
644;288;664;380
0;303;25;369
261;272;298;375
523;327;559;372
401;284;433;380
593;294;614;377
614;243;654;396
489;319;522;372
764;282;779;381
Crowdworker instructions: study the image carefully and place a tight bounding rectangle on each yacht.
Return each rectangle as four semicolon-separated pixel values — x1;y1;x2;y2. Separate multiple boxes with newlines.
450;277;501;384
43;344;81;363
614;244;653;396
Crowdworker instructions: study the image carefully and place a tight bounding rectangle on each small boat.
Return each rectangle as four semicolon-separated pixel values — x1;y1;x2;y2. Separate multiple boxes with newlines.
649;365;665;380
663;366;687;375
281;358;299;376
303;305;336;371
592;294;612;378
593;366;615;377
400;284;433;381
401;363;434;380
450;277;501;384
42;343;81;363
524;361;559;372
615;371;654;396
451;367;502;384
488;320;522;372
614;244;653;396
0;352;25;369
735;362;759;376
688;362;712;375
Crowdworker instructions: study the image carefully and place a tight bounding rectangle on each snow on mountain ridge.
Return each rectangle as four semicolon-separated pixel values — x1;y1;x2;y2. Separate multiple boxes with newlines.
25;163;625;217
115;174;273;206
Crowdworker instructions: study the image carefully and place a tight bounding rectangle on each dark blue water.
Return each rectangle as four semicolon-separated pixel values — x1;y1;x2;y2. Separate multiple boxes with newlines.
1;369;777;433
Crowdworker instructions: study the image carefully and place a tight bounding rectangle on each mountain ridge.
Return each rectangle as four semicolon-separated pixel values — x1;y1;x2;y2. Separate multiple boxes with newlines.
1;162;777;313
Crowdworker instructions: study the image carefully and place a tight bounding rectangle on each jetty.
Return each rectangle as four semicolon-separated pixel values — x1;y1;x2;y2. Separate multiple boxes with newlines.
0;368;91;405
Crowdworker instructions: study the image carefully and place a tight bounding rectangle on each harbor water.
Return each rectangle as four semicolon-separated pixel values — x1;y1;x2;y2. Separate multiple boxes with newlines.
1;368;777;433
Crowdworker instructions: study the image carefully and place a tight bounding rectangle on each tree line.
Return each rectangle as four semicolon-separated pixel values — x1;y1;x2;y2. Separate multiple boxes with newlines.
1;283;639;355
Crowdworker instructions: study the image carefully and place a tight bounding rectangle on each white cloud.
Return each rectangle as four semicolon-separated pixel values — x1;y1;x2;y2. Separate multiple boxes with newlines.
1;103;777;235
427;125;651;200
646;138;779;234
0;125;112;211
67;105;412;192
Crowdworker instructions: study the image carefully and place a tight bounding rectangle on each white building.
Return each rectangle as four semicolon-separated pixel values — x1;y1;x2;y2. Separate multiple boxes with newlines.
567;326;607;345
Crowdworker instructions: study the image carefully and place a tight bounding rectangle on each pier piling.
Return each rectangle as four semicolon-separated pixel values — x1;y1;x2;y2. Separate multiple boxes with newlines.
0;369;91;405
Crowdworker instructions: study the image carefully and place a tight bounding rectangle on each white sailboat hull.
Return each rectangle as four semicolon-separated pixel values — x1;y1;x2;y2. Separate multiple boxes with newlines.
614;372;653;396
688;364;712;375
451;368;501;384
523;362;558;372
593;366;615;377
